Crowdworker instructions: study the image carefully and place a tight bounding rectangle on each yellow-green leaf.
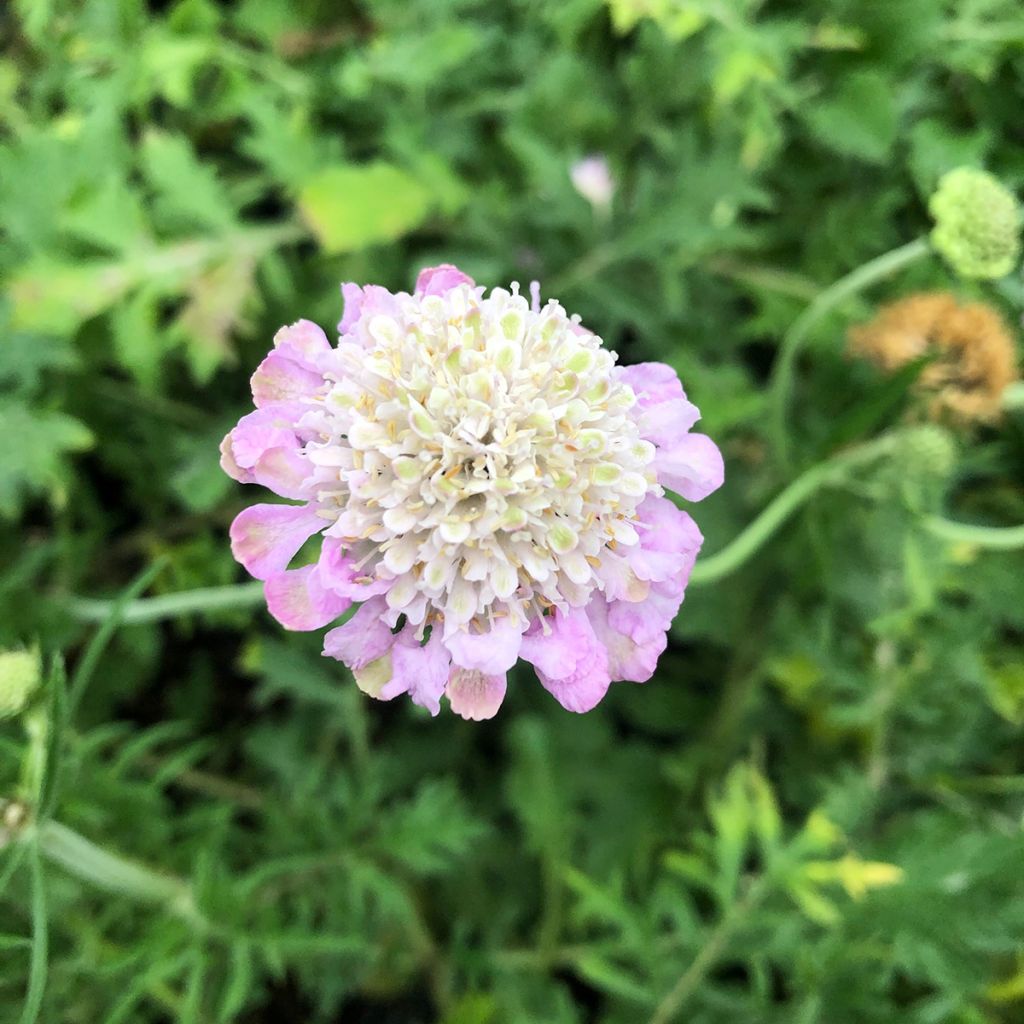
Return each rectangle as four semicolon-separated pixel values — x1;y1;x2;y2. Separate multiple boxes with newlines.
298;163;433;254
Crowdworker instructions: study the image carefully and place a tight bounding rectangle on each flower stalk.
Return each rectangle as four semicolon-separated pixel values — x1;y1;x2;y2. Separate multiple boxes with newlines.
768;237;931;470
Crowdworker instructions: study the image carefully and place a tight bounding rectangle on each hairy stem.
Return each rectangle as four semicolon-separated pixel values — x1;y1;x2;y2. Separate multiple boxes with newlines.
30;821;206;929
689;434;899;586
922;516;1024;549
66;582;265;625
767;236;931;470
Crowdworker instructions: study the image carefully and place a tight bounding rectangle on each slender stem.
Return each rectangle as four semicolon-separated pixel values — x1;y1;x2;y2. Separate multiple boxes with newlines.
69;560;166;715
922;516;1024;550
31;821;205;925
768;237;931;470
647;879;766;1024
689;435;899;586
30;821;206;928
65;582;265;625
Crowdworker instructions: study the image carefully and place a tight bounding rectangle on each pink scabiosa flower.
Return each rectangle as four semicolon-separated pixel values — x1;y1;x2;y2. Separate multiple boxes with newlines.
222;265;723;719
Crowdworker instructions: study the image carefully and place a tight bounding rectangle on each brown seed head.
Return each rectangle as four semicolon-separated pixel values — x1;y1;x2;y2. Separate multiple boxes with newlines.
848;291;1019;426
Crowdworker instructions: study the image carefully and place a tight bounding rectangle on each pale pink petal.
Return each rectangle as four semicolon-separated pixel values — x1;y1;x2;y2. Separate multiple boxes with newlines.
446;668;507;721
318;537;391;599
337;284;400;338
588;596;668;684
519;607;594;680
264;565;351;630
229;503;324;581
529;609;611;713
638;397;701;447
415;264;475;297
615;362;684;408
627;495;704;584
250;446;312;501
251;350;323;409
322;597;395;670
224;409;296;470
607;577;684;646
655;433;725;502
219;431;254;484
388;631;452;715
221;409;312;499
444;617;524;675
273;319;330;367
339;283;365;334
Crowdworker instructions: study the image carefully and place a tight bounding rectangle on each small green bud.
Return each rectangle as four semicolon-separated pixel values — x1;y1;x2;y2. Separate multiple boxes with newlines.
0;647;41;719
898;425;957;482
929;167;1022;280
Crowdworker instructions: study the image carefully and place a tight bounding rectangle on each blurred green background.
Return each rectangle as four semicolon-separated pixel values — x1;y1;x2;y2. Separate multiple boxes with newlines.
2;0;1024;1021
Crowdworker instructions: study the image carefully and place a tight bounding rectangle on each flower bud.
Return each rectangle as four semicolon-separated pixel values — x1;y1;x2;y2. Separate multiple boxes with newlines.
0;648;41;719
929;167;1021;280
897;425;957;482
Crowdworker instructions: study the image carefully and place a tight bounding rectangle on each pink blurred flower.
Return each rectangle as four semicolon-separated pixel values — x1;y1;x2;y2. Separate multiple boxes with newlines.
570;155;615;210
222;264;723;719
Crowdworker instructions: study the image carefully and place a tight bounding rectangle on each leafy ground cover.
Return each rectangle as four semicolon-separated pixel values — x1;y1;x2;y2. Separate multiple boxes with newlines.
2;0;1024;1021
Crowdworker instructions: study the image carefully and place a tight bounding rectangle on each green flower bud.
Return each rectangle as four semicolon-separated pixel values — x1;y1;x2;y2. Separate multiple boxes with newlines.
0;647;41;719
929;168;1022;280
898;425;957;482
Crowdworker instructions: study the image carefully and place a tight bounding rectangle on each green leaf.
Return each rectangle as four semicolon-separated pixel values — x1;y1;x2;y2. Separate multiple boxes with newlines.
140;131;237;233
804;71;898;163
0;399;93;518
297;163;433;253
0;335;77;393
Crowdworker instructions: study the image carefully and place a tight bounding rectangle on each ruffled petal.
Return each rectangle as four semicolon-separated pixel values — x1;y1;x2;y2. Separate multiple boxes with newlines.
264;565;352;630
251;350;323;409
337;284;400;339
637;397;701;448
520;607;593;679
654;433;725;502
444;616;524;675
229;503;324;581
322;597;395;670
588;595;668;684
446;668;507;721
616;362;684;407
273;319;331;367
223;409;295;470
389;631;452;715
628;495;704;584
415;264;475;297
220;409;312;500
318;537;391;599
525;608;611;713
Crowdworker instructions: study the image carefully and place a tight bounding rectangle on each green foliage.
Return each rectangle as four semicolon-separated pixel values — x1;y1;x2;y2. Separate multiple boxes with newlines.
2;0;1024;1021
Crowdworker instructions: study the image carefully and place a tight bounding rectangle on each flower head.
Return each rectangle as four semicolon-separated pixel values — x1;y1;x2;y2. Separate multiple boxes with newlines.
848;291;1019;426
222;265;723;719
929;167;1021;280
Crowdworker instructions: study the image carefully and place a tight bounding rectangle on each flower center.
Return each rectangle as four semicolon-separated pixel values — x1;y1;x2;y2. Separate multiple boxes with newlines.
306;284;656;633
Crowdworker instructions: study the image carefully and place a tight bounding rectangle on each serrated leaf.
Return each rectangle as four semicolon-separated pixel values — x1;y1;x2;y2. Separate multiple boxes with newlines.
0;400;92;517
0;335;77;393
298;163;433;253
141;131;237;233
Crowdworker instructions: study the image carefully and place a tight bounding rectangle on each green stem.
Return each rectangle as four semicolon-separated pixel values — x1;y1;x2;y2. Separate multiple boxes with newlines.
31;821;206;929
647;878;767;1024
922;516;1024;549
689;435;899;586
768;237;931;470
65;582;265;625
